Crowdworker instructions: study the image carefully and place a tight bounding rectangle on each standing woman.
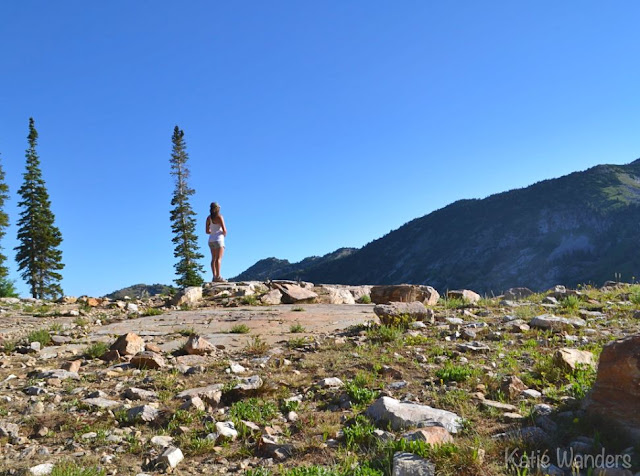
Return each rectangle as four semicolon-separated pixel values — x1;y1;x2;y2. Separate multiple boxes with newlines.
206;202;227;282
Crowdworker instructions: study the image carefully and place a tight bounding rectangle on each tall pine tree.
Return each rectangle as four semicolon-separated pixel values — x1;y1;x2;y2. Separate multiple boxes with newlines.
170;126;204;287
0;152;14;296
15;118;64;299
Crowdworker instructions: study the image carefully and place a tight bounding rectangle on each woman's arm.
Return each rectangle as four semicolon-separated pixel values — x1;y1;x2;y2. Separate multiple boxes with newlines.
205;216;211;234
220;215;227;236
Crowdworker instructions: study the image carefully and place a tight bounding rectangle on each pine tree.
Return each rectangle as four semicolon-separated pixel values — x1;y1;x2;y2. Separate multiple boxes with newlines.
170;126;204;287
0;152;15;297
15;118;64;299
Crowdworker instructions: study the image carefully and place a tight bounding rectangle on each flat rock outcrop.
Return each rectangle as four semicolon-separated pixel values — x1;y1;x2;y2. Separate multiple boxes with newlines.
365;396;463;434
370;285;439;305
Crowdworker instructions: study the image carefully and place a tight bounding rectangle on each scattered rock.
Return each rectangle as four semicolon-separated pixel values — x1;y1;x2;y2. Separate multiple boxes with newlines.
277;284;318;304
82;397;120;409
28;463;54;476
260;289;283;305
529;314;586;331
317;377;344;388
392;452;435;476
124;387;158;401
184;335;216;355
503;287;534;301
374;302;434;325
130;351;165;369
553;348;595;371
158;446;184;469
365;396;463;434
370;285;439;305
172;286;203;306
110;333;145;356
447;289;481;304
127;405;159;422
401;427;453;445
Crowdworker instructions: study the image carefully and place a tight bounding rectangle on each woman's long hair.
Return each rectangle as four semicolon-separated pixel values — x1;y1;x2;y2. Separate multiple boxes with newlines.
210;202;220;221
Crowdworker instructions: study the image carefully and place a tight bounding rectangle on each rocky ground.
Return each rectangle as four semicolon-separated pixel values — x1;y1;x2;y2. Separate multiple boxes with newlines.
0;281;639;476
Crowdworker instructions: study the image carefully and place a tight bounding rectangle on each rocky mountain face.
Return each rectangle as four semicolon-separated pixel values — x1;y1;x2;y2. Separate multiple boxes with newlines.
235;160;640;293
105;283;174;300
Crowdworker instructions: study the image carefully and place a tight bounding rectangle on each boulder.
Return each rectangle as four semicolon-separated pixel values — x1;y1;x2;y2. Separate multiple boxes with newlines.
323;287;356;305
172;286;203;306
35;369;79;380
374;302;434;325
503;287;534;300
110;333;145;356
159;446;184;469
128;405;159;422
260;289;283;305
277;284;318;304
529;314;586;331
365;396;463;434
500;375;528;400
183;335;216;355
370;285;439;305
392;452;435;476
130;351;165;369
447;289;481;304
586;334;640;442
553;348;595;371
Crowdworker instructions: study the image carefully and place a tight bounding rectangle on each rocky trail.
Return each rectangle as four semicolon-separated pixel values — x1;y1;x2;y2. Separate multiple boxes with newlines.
0;281;639;476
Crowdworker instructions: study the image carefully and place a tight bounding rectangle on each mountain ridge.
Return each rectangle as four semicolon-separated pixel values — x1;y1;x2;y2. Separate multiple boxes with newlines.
234;159;640;293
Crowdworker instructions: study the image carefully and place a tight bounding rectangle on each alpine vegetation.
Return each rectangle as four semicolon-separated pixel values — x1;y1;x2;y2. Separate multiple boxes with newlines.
15;118;64;299
169;125;204;287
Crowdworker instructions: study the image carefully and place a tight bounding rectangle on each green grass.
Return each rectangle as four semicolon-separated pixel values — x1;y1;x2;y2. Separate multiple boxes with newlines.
1;339;16;353
229;398;278;425
49;322;63;332
561;295;581;312
292;306;306;312
244;335;269;355
241;295;259;306
435;362;473;382
343;415;378;450
359;294;372;304
345;381;378;406
74;316;90;327
51;461;106;476
287;336;311;349
290;322;306;333
28;329;52;346
142;307;164;316
366;325;403;344
230;324;251;334
84;341;109;359
178;327;196;336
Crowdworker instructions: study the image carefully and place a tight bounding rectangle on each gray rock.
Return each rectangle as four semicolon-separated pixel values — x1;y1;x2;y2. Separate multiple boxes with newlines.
277;284;318;304
447;289;481;303
215;421;238;440
128;405;159;422
370;285;439;306
0;421;20;438
184;335;216;355
529;314;586;331
124;387;158;401
35;369;80;380
374;302;434;325
260;289;283;305
24;386;47;396
317;377;344;388
82;397;120;409
172;286;203;306
151;435;174;448
176;383;224;405
392;452;435;476
503;287;534;301
234;375;263;391
365;396;463;434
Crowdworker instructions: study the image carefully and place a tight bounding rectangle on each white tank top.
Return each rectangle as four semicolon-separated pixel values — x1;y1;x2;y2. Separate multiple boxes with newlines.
209;220;224;242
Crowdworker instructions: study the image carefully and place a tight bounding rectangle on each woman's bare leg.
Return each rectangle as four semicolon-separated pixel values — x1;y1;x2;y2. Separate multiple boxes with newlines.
216;247;225;279
209;245;216;281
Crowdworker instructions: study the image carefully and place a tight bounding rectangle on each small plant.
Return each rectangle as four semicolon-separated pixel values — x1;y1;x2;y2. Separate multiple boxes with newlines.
230;398;278;425
343;415;378;450
281;399;300;413
561;295;581;312
231;324;251;334
435;362;473;382
287;336;311;349
74;316;89;327
345;381;378;406
84;341;109;359
366;325;403;344
48;322;63;333
359;294;372;304
290;322;305;333
443;297;466;309
241;295;259;306
2;339;16;353
178;327;196;336
50;461;106;476
142;307;163;316
292;306;306;312
28;329;52;347
244;335;269;355
404;334;431;345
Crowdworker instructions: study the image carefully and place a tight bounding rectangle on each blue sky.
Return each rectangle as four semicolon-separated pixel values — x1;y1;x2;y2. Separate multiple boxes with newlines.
1;1;639;297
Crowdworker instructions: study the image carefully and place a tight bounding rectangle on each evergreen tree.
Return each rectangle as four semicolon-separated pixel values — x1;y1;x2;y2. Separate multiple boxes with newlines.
15;118;64;299
0;152;16;297
170;126;204;287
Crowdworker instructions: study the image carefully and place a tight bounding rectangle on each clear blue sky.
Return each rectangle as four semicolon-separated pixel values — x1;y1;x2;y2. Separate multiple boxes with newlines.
1;1;639;297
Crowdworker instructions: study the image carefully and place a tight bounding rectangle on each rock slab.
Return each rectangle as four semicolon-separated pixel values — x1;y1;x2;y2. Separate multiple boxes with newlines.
371;285;439;305
392;452;435;476
365;396;463;434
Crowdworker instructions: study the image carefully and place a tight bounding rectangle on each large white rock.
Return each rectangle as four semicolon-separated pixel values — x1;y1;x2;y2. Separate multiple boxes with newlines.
392;452;435;476
29;463;54;476
365;396;463;434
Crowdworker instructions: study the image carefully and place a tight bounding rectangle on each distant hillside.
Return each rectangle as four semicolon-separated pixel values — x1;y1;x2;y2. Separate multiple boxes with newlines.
105;283;174;300
235;159;640;293
233;248;357;282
